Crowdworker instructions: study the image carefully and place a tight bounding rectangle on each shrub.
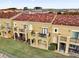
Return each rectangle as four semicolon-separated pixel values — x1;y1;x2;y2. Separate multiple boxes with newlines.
48;43;57;50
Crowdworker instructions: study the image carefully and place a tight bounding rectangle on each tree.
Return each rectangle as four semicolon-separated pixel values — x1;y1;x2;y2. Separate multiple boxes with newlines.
7;8;17;10
23;7;28;10
34;7;42;10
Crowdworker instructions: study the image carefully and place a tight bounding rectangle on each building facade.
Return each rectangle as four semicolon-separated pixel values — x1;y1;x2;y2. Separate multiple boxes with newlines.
0;10;79;57
52;14;79;56
13;13;56;50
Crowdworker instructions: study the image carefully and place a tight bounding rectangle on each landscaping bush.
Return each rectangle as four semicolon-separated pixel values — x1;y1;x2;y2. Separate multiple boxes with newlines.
48;43;57;50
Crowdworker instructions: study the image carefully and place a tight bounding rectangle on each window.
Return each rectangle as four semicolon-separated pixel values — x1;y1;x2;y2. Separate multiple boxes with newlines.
55;29;57;32
42;28;48;34
71;32;79;39
53;28;59;33
6;23;10;29
14;22;16;27
6;23;9;27
24;25;28;29
14;24;16;27
70;44;77;49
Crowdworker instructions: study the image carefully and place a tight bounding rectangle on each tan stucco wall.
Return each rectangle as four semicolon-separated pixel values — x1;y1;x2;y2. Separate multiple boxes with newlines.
52;25;79;37
13;20;53;49
0;18;13;38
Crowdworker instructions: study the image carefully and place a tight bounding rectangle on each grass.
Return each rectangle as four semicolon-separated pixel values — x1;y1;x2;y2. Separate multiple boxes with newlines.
0;38;72;58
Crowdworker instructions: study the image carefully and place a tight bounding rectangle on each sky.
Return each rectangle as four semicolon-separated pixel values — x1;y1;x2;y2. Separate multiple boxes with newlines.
0;0;79;9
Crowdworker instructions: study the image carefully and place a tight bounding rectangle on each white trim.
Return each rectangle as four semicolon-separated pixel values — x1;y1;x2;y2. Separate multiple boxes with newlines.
42;27;48;28
72;30;79;32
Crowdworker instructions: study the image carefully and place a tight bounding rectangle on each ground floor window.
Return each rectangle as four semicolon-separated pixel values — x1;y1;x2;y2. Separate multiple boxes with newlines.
69;44;79;54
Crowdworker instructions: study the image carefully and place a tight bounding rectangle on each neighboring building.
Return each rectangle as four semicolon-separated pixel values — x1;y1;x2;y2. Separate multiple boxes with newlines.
0;10;21;38
52;14;79;56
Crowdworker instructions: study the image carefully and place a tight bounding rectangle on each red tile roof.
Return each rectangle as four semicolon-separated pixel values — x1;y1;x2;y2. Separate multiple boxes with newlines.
53;14;79;26
0;11;19;18
14;13;55;23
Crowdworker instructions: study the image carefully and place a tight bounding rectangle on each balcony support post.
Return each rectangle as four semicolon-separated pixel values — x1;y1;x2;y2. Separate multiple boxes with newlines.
36;32;38;47
65;37;70;54
57;35;61;51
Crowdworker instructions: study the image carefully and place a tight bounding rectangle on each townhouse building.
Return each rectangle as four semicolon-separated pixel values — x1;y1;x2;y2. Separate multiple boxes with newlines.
13;12;56;50
0;10;20;38
52;14;79;56
0;10;79;57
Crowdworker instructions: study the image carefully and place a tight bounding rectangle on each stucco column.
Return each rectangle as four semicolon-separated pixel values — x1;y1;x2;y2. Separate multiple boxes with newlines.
36;32;38;47
57;35;61;51
12;26;15;40
25;29;27;41
30;39;32;46
46;41;48;50
14;32;16;40
65;36;70;54
17;32;19;37
65;43;69;54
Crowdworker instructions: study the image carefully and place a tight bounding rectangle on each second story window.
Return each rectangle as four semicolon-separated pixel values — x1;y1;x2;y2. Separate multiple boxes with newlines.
71;32;79;39
42;28;48;34
24;25;28;29
14;22;17;27
6;23;10;29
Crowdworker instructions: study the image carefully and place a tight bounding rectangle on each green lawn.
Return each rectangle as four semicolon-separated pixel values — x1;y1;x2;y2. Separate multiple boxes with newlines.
0;38;71;58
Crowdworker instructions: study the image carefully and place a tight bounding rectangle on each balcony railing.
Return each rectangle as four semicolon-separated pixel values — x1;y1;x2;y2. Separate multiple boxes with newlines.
60;36;67;42
19;29;25;32
38;33;47;38
70;38;79;43
5;26;11;30
14;28;17;31
31;31;36;36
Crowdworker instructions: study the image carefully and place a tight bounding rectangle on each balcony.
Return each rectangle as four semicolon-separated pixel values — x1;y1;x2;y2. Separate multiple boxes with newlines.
19;29;25;32
60;36;67;42
5;26;11;30
38;33;47;38
14;27;17;31
1;26;5;29
70;38;79;43
31;30;36;36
